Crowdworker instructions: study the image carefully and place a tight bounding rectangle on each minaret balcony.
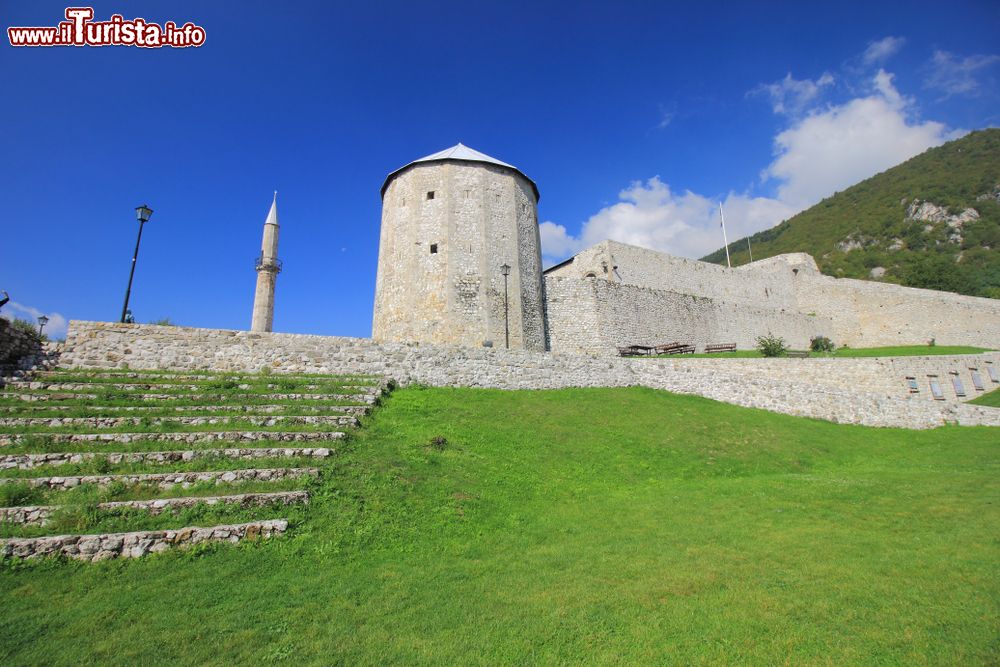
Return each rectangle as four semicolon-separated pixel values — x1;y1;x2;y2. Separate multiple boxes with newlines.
255;255;283;273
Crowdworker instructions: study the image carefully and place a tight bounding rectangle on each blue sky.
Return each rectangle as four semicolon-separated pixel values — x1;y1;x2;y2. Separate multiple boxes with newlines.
2;1;998;339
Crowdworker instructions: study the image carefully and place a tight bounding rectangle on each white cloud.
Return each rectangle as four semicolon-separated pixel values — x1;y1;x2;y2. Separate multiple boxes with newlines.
1;301;68;339
751;72;834;115
925;49;1000;98
540;178;797;262
862;36;905;65
539;220;584;258
765;69;954;208
540;70;957;263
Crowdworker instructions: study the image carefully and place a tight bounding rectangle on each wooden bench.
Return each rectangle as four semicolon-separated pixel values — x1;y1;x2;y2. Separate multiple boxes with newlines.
618;345;656;357
655;342;695;355
786;350;810;358
704;343;736;353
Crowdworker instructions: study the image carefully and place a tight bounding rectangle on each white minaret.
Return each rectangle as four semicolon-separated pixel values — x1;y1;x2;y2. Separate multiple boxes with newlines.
251;192;281;332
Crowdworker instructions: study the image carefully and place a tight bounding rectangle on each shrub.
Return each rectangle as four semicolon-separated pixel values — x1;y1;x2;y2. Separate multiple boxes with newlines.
9;318;42;343
756;333;788;358
810;336;835;353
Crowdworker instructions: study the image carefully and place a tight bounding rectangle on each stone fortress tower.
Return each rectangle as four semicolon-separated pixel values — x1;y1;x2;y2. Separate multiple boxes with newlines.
373;144;547;350
251;192;282;332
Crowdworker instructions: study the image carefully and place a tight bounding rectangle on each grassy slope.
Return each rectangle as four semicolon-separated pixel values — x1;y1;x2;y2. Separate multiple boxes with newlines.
2;387;998;665
701;129;1000;297
970;386;1000;407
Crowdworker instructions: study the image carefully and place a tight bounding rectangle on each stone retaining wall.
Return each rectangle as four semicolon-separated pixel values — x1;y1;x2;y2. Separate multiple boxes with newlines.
0;467;319;490
0;519;288;561
0;448;331;470
0;318;43;368
0;492;309;527
59;321;1000;429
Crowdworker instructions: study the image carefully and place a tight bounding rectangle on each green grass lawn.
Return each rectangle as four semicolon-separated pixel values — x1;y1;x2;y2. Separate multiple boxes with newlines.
970;386;1000;407
2;386;998;665
652;344;991;359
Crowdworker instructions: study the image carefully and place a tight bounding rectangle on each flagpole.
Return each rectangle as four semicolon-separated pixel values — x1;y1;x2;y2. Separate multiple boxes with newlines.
746;236;753;263
719;202;731;268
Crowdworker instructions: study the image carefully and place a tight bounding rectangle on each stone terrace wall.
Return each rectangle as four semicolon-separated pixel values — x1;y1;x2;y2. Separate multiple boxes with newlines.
0;318;42;368
545;276;830;354
793;273;1000;348
545;240;801;310
60;321;1000;429
545;240;1000;349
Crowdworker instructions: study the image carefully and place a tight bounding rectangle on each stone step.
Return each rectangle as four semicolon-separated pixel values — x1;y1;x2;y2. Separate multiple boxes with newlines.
1;519;289;561
0;467;319;490
0;414;359;428
0;430;346;446
0;447;333;470
32;370;383;383
0;491;309;526
0;403;370;415
3;392;379;404
2;381;382;393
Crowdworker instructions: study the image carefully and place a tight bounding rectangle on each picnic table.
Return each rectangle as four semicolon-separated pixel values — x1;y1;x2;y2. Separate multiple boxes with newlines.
654;342;695;355
618;345;656;357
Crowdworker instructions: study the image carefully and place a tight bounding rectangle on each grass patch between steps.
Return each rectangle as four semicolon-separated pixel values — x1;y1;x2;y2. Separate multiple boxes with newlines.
0;454;326;480
0;475;315;509
0;436;345;455
1;497;307;539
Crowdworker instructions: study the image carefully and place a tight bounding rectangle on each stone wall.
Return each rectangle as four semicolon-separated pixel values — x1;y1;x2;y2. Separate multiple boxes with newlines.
0;519;288;561
60;321;1000;429
0;318;42;368
544;240;1000;350
545;276;830;354
544;240;804;310
374;161;546;351
792;272;1000;347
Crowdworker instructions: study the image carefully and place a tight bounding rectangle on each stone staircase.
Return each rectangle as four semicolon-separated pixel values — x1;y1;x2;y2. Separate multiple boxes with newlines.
0;367;389;561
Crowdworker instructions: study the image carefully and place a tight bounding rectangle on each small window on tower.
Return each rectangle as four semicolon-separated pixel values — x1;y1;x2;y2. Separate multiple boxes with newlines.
426;191;435;200
430;244;438;254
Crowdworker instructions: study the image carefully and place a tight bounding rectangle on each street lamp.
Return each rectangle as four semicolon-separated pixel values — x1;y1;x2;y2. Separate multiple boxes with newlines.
500;263;511;349
120;204;153;323
37;315;49;336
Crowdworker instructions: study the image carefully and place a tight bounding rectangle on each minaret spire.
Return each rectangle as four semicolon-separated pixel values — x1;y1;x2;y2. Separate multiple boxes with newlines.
251;192;282;332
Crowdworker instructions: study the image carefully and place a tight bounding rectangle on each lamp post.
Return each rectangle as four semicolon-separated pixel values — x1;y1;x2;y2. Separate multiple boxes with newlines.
120;204;153;323
37;315;49;337
500;263;511;349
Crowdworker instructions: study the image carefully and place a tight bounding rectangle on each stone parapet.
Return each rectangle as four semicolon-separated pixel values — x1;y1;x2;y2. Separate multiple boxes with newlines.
0;519;288;561
57;321;1000;429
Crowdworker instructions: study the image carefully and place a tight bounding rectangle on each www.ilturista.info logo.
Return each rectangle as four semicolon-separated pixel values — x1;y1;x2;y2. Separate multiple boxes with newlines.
8;7;206;48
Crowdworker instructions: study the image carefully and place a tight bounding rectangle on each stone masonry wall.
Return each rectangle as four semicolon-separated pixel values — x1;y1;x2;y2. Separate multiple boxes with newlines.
0;519;288;562
544;240;802;311
544;276;830;354
545;240;1000;349
792;272;1000;348
373;161;546;351
60;321;1000;429
0;318;42;367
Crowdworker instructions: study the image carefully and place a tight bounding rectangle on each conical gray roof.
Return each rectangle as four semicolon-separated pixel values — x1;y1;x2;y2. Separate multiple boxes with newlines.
264;191;279;226
381;143;539;200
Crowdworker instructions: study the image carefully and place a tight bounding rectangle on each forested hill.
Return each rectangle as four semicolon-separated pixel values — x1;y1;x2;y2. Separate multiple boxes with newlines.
701;128;1000;298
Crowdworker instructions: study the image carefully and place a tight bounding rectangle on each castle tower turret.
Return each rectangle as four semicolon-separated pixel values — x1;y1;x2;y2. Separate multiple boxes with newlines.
373;143;546;350
251;192;282;332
